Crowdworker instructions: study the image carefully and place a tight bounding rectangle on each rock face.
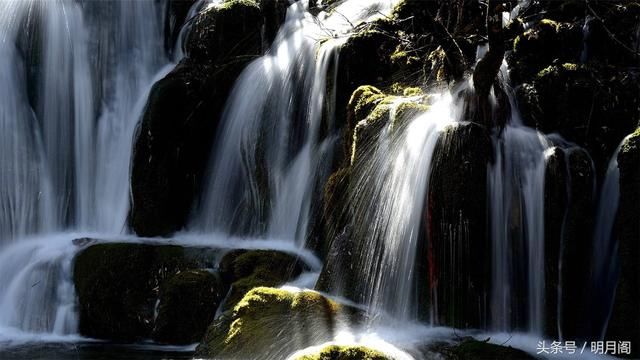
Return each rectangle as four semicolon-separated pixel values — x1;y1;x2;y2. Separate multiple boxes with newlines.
195;287;361;359
130;0;280;237
607;128;640;358
72;241;310;344
218;249;308;311
73;242;203;341
153;269;225;344
426;122;492;327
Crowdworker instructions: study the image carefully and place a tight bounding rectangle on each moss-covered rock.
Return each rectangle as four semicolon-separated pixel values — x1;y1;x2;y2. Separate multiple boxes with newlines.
195;287;360;359
131;0;270;237
517;64;640;178
185;0;263;64
294;345;391;360
73;242;202;341
218;249;307;311
346;85;429;165
607;127;640;358
152;270;226;344
509;19;583;83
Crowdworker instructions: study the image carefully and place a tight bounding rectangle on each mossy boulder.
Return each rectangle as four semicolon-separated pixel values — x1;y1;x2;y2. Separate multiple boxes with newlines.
152;269;226;344
195;287;361;359
294;345;391;360
607;127;640;358
509;19;582;83
218;249;308;311
347;85;429;165
131;0;270;237
426;122;492;327
517;64;640;178
185;0;263;64
73;242;203;341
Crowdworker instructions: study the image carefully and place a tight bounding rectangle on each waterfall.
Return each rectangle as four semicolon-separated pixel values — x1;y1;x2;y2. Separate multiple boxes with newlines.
191;0;398;245
589;143;623;339
0;0;170;337
346;92;459;321
488;65;550;333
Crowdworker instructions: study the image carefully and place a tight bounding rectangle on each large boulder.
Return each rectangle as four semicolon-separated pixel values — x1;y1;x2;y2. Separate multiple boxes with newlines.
130;0;269;237
218;249;308;311
195;287;362;359
426;122;492;327
607;127;640;358
185;0;263;64
73;242;207;341
152;269;226;344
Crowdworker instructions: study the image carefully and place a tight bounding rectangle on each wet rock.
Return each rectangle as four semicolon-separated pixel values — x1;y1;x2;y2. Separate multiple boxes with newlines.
334;22;400;163
152;269;226;344
607;127;640;358
73;242;204;341
218;249;308;311
425;337;536;360
195;287;362;359
185;0;263;65
131;0;269;237
426;122;492;327
509;19;583;83
542;147;567;338
517;64;640;178
544;147;596;338
294;345;391;360
315;226;358;301
559;148;596;339
346;85;429;165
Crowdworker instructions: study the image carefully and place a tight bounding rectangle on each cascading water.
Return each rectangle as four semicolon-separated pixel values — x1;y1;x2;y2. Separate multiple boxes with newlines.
191;0;398;246
488;65;550;334
346;93;459;321
589;142;624;339
0;0;171;338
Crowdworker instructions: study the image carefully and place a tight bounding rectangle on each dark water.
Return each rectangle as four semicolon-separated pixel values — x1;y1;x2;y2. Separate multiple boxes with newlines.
0;342;195;360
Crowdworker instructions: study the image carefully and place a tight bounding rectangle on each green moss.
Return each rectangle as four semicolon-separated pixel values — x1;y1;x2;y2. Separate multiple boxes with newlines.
536;63;582;79
219;250;305;311
295;345;391;360
348;85;385;123
621;127;640;155
540;18;561;31
403;87;423;97
196;287;347;359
